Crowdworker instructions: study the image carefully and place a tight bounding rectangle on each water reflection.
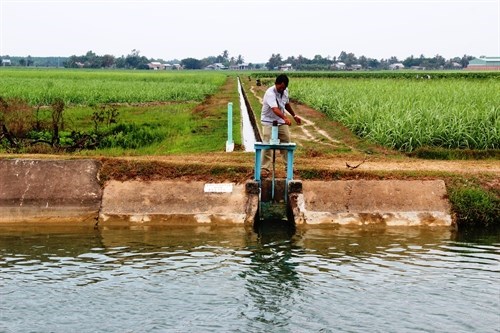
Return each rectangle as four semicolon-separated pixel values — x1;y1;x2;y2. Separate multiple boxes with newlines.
0;224;498;333
241;220;301;331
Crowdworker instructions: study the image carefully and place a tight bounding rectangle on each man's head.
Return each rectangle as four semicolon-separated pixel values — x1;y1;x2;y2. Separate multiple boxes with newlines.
275;74;289;93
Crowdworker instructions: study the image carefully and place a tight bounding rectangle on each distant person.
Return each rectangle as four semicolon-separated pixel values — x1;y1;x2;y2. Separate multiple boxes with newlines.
260;74;301;176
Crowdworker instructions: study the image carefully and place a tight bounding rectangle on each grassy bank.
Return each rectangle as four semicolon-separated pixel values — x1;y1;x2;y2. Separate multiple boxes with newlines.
1;71;241;155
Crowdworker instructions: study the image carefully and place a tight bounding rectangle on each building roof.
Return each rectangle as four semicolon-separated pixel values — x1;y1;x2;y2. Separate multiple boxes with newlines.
389;63;405;69
332;62;345;67
468;57;500;66
205;63;227;70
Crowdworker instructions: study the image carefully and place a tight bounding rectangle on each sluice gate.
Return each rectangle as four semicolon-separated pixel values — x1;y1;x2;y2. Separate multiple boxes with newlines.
253;138;297;223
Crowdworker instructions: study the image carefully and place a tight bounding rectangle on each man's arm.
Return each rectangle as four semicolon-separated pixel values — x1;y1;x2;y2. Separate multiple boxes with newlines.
285;103;301;125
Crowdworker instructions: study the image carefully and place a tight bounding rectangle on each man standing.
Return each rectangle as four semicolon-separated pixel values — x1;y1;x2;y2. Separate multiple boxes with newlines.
260;74;301;176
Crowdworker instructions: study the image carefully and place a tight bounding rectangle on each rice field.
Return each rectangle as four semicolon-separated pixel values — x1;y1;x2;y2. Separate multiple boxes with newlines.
0;68;236;155
1;68;498;153
0;68;227;105
290;77;499;151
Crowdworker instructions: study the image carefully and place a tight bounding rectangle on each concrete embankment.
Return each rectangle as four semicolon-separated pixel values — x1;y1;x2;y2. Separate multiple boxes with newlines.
100;180;256;225
0;159;453;227
289;179;452;227
0;159;102;223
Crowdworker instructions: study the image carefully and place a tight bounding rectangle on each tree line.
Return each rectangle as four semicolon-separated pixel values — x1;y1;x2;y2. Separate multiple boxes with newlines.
267;52;475;70
1;49;476;70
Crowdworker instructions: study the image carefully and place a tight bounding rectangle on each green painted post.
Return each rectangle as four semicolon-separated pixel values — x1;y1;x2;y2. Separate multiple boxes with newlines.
227;102;233;143
226;102;234;152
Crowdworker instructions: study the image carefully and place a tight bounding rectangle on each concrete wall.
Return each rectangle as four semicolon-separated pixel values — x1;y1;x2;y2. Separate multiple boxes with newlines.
100;180;257;226
0;159;453;227
291;180;452;227
0;159;102;223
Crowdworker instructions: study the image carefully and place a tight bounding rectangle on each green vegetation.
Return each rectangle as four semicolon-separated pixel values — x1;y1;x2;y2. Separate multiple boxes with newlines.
409;147;500;160
1;49;477;71
73;103;221;155
0;68;226;105
449;186;499;228
252;70;500;80
289;77;499;152
2;69;498;155
14;100;236;155
0;69;237;155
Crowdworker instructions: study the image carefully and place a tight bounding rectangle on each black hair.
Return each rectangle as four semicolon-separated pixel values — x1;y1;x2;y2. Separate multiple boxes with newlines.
275;74;289;87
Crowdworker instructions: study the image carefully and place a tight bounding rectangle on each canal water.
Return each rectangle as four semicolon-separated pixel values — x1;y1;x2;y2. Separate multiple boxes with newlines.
0;223;498;333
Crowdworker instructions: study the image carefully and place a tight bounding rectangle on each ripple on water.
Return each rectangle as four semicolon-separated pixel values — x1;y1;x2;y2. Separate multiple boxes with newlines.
0;226;498;333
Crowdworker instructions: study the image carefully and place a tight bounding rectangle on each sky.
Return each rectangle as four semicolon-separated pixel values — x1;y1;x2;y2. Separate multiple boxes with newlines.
1;0;499;63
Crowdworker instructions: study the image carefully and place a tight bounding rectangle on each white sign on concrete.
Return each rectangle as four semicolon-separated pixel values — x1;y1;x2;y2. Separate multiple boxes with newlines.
204;183;234;193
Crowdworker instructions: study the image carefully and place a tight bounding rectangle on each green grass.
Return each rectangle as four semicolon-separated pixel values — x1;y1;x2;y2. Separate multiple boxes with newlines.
449;186;500;228
47;102;232;156
290;77;499;152
0;69;240;155
0;68;227;105
409;147;500;160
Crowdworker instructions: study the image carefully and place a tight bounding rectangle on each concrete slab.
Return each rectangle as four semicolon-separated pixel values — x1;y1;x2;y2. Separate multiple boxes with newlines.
0;159;102;223
100;180;253;225
298;180;452;227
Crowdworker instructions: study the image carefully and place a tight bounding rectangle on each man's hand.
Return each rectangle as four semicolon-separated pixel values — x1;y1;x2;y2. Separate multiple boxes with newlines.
284;118;292;126
293;115;302;125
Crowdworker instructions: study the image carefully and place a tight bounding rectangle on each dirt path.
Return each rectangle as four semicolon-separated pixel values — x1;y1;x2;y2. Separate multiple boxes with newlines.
6;151;498;175
152;154;498;172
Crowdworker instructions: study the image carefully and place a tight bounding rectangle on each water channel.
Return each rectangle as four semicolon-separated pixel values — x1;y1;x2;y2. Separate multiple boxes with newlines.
0;224;498;333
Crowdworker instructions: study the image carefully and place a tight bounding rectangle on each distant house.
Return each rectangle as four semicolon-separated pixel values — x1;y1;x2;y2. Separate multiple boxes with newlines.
205;63;227;70
389;63;405;70
229;63;249;70
279;63;293;71
350;64;362;71
451;62;462;69
466;57;500;70
148;61;167;70
331;62;346;70
1;59;11;66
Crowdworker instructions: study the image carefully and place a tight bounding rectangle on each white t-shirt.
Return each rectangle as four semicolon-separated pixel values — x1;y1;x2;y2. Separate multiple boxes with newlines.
261;85;289;125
